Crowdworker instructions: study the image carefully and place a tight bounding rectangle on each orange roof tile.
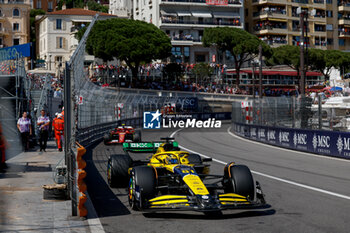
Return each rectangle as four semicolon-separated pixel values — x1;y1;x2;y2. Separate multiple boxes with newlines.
47;8;115;17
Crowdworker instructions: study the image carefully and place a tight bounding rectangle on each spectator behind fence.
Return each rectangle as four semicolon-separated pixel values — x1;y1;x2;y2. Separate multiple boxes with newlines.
17;112;32;152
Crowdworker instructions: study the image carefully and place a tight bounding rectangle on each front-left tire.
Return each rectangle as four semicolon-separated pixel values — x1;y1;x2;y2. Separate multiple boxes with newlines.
107;154;132;188
128;166;156;210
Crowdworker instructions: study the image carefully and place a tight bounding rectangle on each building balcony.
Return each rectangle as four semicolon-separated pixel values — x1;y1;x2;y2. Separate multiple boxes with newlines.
252;0;286;5
160;0;242;7
263;39;287;47
160;19;242;28
339;18;350;25
312;0;326;8
339;31;350;38
254;26;288;35
291;0;309;4
338;4;350;12
168;35;202;45
253;11;286;20
311;30;326;36
0;0;30;4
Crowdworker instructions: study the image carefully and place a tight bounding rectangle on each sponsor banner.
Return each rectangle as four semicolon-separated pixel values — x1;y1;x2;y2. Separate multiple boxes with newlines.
0;43;31;61
233;122;350;160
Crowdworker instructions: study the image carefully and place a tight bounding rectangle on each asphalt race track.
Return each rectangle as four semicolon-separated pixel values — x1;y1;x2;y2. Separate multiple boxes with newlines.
85;124;350;233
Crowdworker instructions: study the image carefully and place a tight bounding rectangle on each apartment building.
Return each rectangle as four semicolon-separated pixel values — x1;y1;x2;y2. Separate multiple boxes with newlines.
36;8;117;73
0;0;30;48
109;0;132;17
32;0;57;12
245;0;350;51
133;0;244;64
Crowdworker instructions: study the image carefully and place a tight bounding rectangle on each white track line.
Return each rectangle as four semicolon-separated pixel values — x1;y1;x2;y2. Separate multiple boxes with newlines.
227;126;350;163
86;192;106;233
170;130;350;201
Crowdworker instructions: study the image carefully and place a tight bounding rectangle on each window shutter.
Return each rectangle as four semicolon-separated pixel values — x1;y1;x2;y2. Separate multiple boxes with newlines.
56;37;59;48
62;21;66;30
53;20;56;30
63;38;67;50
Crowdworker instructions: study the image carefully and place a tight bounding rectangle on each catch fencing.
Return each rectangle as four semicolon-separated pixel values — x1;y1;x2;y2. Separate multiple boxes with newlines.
232;96;348;131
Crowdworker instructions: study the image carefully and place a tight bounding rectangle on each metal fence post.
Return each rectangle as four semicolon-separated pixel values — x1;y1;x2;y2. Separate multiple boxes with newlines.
318;94;322;130
64;62;77;216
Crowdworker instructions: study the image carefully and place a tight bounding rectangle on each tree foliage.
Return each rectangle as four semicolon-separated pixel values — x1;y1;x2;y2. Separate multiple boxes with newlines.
192;63;214;83
267;45;300;71
202;27;270;87
87;0;108;13
308;49;346;80
83;18;172;78
57;0;84;10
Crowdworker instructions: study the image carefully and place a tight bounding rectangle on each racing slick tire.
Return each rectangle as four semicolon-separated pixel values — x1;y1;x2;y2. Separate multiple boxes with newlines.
103;133;111;145
187;154;202;165
223;164;255;201
133;130;141;142
128;166;156;210
107;154;132;188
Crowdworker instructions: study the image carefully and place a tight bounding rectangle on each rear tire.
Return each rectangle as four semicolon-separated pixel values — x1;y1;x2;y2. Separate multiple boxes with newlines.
133;130;141;142
223;164;255;201
103;134;111;145
128;166;156;210
107;154;132;188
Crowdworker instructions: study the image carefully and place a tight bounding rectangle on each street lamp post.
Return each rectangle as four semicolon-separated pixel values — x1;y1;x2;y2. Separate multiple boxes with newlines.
298;8;315;97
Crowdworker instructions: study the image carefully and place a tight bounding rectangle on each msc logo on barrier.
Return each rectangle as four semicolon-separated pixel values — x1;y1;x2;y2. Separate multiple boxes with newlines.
143;110;162;129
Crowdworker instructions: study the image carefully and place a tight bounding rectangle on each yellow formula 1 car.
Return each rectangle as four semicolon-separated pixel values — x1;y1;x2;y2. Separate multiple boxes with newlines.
107;138;266;213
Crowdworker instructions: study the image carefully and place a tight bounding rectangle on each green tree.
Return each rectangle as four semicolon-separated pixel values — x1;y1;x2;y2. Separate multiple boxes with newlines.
308;49;345;81
202;27;270;87
267;45;300;72
87;0;108;13
57;0;84;10
192;63;214;84
82;18;172;79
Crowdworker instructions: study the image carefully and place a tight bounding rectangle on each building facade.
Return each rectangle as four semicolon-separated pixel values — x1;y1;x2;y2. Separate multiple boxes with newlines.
245;0;350;51
32;0;57;12
109;0;132;18
133;0;244;64
36;8;117;73
0;0;30;48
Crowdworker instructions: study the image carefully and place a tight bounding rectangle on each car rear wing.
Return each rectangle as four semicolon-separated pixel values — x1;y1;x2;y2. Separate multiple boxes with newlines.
123;141;179;152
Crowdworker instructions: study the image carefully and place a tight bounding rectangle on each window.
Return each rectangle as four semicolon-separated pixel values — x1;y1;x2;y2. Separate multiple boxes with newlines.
339;39;345;46
326;10;332;17
56;37;66;49
59;37;63;48
56;19;62;29
48;1;53;11
36;0;41;9
0;8;2;17
56;56;63;67
13;8;19;17
0;38;3;46
326;24;333;31
13;23;19;31
326;0;332;3
327;38;333;45
13;38;20;46
0;23;2;30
